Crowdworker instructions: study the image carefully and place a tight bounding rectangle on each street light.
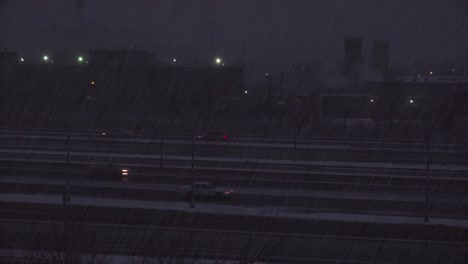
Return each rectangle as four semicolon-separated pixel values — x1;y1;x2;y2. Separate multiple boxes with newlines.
20;58;24;62
43;55;49;62
77;56;84;63
215;57;222;65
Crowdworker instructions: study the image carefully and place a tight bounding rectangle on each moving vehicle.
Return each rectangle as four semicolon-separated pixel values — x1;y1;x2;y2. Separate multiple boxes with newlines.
195;131;229;141
87;163;130;182
99;130;135;138
178;181;234;199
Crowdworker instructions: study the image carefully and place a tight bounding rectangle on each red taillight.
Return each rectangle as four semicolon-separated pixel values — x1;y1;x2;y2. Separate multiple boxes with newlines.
223;135;228;139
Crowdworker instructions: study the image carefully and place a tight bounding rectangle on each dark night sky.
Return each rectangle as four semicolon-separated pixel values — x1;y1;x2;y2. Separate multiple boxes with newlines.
1;0;467;69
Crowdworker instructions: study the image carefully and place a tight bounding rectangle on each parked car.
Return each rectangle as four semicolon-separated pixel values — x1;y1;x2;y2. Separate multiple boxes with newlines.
87;163;130;182
195;131;229;141
178;181;234;199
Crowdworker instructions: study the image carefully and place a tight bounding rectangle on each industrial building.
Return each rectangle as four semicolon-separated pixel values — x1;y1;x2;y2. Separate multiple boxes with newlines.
0;50;244;130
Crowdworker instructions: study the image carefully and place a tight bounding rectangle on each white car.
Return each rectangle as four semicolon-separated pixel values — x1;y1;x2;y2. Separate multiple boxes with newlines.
178;181;234;199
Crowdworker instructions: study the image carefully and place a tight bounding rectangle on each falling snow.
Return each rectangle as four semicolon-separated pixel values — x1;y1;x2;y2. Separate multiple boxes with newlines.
0;0;468;263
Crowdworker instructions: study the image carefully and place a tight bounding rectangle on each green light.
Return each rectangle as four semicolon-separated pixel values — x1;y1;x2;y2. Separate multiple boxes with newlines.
43;55;49;61
78;56;83;62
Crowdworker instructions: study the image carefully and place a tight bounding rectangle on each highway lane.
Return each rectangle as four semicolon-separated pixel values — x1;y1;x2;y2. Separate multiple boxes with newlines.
2;150;468;202
2;131;468;219
2;129;466;150
1;176;468;219
2;159;468;198
1;130;467;193
1;132;466;165
2;150;468;186
2;146;467;176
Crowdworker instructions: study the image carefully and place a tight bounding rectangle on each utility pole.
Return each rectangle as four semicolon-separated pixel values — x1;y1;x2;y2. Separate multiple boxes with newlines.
66;128;70;200
190;131;195;208
62;127;71;262
241;42;246;66
268;75;272;101
62;129;71;206
160;120;164;167
267;74;272;117
279;74;284;99
210;19;215;62
424;135;430;222
294;129;297;162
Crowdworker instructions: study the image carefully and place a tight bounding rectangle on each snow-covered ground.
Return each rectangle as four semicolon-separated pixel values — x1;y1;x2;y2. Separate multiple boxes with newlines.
2;193;468;227
0;249;265;264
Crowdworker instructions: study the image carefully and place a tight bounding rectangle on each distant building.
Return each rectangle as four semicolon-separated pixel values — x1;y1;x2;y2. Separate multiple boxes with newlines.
0;55;244;129
370;40;390;72
344;37;363;73
52;53;71;64
89;49;154;66
0;52;18;64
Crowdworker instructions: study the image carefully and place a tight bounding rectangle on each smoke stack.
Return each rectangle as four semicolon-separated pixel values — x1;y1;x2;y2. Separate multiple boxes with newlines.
76;0;84;8
344;37;363;73
371;40;390;72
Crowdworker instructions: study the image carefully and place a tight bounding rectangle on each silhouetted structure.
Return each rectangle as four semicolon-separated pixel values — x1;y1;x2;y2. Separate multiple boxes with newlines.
0;55;244;129
89;49;154;66
371;40;390;72
344;37;363;72
0;51;18;64
52;53;71;64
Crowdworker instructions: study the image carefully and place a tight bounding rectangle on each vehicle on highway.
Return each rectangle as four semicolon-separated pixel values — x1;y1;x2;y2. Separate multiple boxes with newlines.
178;181;234;200
195;131;229;141
99;130;136;138
87;163;130;182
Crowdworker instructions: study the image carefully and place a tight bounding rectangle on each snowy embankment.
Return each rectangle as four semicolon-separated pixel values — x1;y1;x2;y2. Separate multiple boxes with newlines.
2;193;468;228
